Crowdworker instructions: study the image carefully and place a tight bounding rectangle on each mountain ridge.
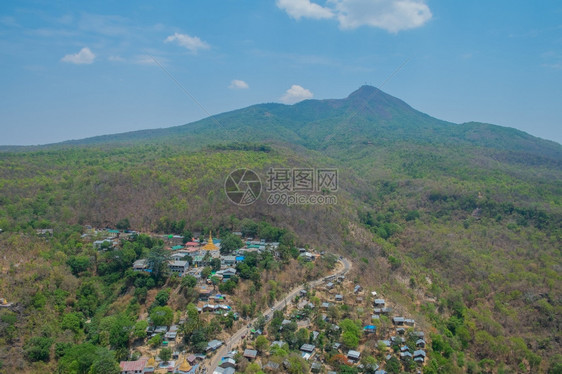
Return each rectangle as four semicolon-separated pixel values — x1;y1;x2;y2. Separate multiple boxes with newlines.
1;86;561;162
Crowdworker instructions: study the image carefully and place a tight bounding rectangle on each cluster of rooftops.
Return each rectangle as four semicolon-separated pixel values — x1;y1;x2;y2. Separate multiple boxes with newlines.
88;227;429;373
319;277;429;370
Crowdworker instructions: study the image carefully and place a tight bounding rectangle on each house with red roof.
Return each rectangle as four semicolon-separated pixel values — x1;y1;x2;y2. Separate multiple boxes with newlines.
119;358;147;374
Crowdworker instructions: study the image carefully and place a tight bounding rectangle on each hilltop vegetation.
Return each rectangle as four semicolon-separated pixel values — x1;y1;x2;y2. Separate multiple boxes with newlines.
0;86;561;373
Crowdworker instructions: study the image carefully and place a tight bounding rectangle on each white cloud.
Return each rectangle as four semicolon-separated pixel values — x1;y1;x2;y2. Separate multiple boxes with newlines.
541;51;562;70
229;80;249;89
106;54;166;66
276;0;334;20
108;55;125;62
280;85;314;104
133;55;158;65
277;0;432;32
331;0;432;32
61;47;95;64
78;13;130;37
0;16;20;28
164;32;210;53
542;63;562;70
32;28;77;37
105;54;168;66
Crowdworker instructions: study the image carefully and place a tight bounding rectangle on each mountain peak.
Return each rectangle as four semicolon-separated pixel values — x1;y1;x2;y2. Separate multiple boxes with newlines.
343;85;413;116
347;85;383;100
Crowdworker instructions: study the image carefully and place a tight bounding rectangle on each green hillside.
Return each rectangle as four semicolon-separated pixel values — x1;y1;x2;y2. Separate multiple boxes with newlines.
0;86;561;373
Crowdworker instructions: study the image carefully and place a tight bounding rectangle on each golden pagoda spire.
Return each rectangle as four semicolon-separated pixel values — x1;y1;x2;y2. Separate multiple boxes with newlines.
179;358;192;372
201;231;218;250
147;357;156;368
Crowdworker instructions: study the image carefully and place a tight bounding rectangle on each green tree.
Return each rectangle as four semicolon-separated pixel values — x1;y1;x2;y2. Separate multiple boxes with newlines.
255;335;269;353
282;321;298;348
184;303;201;335
388;255;401;270
154;288;170;306
254;314;267;331
279;231;297;248
76;280;102;317
89;352;120;374
99;313;133;350
159;348;172;363
67;255;91;275
58;343;116;374
549;355;562;374
240;219;258;237
182;230;194;244
339;319;361;334
148;334;162;347
189;329;209;352
150;306;174;326
287;354;309;374
201;266;212;279
342;331;360;349
246;362;263;374
405;210;420;221
211;257;222;271
55;342;73;359
31;291;47;309
181;274;197;289
208;275;219;291
116;218;130;231
146;246;170;280
219;279;237;294
386;356;401;374
339;319;361;349
361;356;379;373
220;233;243;254
295;328;309;348
221;312;235;329
24;336;53;362
61;312;83;333
270;342;290;358
133;320;149;339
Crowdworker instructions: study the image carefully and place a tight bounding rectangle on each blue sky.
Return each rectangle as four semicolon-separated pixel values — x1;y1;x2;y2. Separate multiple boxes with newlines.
1;0;561;145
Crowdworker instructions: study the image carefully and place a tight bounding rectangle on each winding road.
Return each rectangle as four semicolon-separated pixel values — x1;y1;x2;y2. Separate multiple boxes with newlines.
205;256;352;373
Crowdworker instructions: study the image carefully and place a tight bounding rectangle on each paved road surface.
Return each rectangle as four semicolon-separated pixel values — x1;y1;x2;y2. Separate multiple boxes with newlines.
205;256;351;373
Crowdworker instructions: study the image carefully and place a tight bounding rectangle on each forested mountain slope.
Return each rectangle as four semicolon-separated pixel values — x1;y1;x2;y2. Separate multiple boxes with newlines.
0;87;560;373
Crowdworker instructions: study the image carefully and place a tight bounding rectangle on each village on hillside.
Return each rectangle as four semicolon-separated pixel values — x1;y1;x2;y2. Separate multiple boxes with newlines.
34;226;429;374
